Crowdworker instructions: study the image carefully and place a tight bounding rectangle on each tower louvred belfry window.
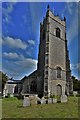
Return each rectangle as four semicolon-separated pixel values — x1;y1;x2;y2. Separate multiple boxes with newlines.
56;27;60;38
43;32;45;40
57;67;62;78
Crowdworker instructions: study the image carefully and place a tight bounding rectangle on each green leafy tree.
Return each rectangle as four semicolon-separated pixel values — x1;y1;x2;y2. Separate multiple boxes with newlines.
0;71;8;91
72;76;80;91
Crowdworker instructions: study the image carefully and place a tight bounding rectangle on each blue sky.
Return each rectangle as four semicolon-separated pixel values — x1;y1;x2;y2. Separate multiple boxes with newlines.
1;2;79;80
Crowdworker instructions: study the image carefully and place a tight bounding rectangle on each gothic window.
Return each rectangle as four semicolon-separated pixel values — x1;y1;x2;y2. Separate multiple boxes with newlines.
30;81;37;92
56;28;60;38
45;85;48;91
57;67;62;78
27;85;29;93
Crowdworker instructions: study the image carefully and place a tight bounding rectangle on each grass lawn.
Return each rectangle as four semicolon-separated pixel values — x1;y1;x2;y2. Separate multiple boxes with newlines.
2;96;79;118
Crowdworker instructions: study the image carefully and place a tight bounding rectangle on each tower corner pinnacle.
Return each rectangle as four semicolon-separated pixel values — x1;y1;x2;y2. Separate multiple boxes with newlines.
47;5;50;11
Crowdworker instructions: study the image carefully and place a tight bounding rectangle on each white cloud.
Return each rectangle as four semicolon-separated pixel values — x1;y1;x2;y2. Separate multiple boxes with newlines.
70;63;80;80
67;3;73;14
67;14;78;45
15;58;38;69
3;36;27;50
0;38;2;45
3;55;38;79
3;52;19;59
61;3;78;45
3;52;25;60
28;40;35;45
2;2;16;24
70;63;80;70
54;0;79;1
61;3;78;17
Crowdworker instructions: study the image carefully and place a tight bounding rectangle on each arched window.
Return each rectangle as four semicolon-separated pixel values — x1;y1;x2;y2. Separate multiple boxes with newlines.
30;81;37;92
56;28;60;38
57;67;62;78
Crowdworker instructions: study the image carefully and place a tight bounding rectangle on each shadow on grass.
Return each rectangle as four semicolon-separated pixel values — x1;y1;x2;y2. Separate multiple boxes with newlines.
17;105;31;108
17;105;24;108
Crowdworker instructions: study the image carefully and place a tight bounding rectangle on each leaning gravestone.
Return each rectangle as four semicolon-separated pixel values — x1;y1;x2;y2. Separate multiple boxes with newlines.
30;98;37;105
23;97;30;107
29;95;37;106
61;95;67;103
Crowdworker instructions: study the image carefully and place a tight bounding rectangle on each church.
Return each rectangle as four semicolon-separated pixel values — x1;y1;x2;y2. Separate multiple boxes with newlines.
21;5;73;98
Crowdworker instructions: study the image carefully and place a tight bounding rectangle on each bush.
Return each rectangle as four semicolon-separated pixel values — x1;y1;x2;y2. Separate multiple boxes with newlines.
70;94;74;97
7;93;10;98
16;94;24;100
3;97;18;101
76;94;80;97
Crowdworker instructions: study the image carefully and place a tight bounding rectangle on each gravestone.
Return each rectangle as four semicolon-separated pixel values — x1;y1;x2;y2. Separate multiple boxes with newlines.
10;94;14;97
29;95;37;105
61;95;67;103
52;98;57;103
41;98;46;104
30;98;37;105
48;98;52;104
23;97;30;107
73;91;78;96
37;97;41;104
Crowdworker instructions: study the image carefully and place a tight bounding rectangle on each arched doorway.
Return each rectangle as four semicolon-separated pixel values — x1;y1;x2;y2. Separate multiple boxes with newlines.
57;84;62;103
57;84;62;96
14;85;18;94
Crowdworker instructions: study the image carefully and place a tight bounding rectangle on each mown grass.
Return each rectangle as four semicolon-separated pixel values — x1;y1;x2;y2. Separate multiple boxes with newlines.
2;96;79;118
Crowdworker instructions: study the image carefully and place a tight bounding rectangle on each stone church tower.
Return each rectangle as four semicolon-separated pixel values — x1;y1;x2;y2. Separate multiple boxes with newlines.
37;5;73;97
21;5;73;98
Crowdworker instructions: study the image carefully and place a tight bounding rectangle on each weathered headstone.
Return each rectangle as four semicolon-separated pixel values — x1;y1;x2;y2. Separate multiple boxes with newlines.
10;94;14;97
37;97;41;104
41;98;46;104
48;98;52;104
29;95;37;105
61;95;67;103
23;97;30;107
73;91;78;96
30;98;37;105
52;98;57;103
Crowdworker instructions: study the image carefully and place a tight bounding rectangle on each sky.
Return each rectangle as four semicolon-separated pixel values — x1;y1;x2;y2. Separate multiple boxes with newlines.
1;2;79;80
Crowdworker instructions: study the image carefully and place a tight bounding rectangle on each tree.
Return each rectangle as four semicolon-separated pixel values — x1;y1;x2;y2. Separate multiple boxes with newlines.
0;71;8;91
72;76;80;91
